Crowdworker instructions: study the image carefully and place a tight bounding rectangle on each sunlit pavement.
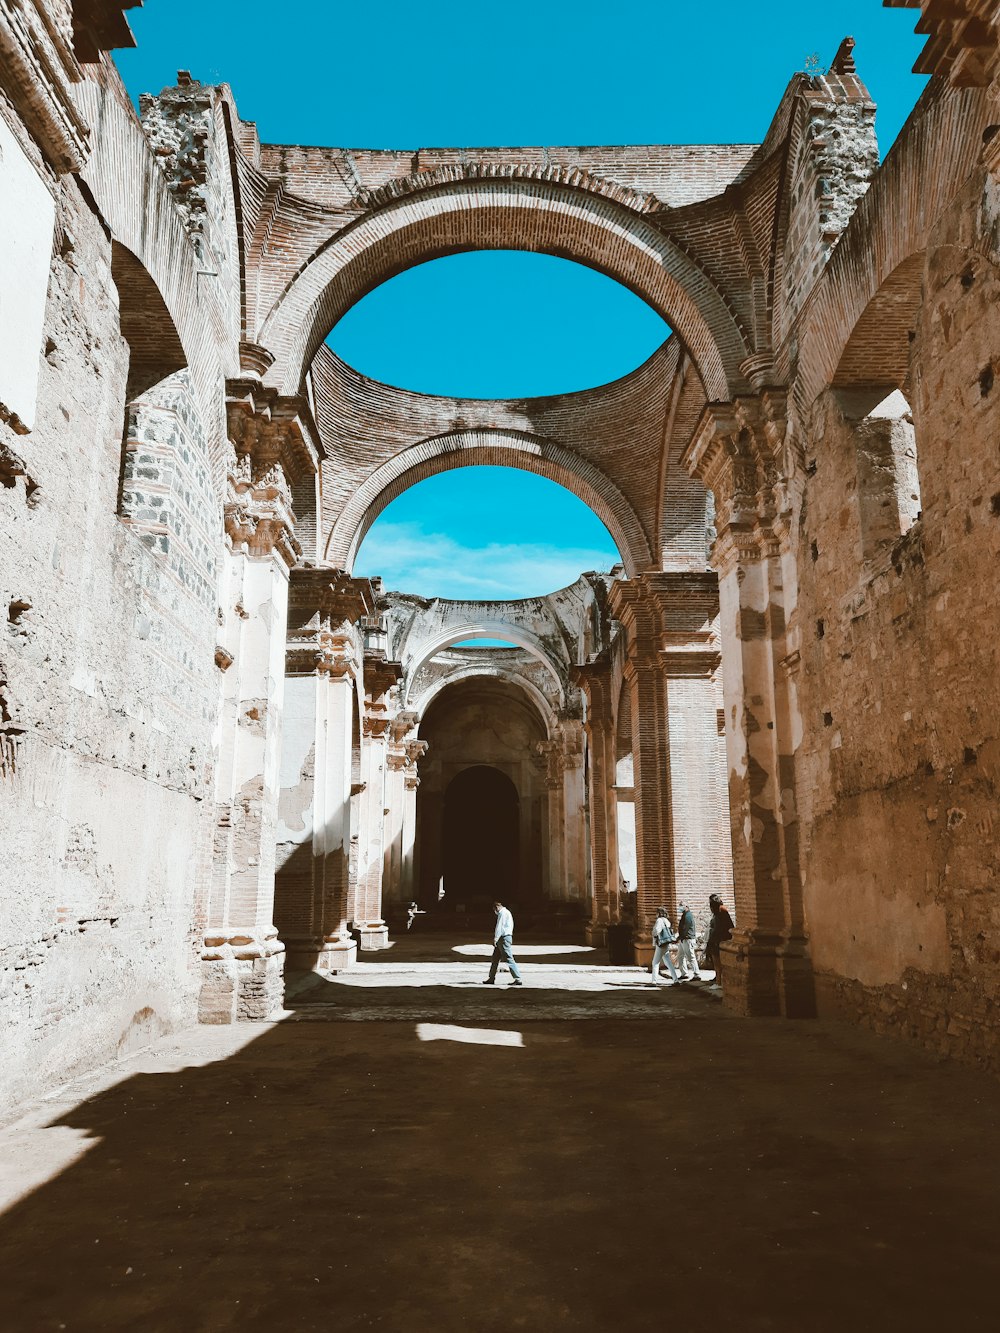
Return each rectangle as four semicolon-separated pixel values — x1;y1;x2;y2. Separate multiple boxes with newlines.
1;932;997;1332
281;930;723;1021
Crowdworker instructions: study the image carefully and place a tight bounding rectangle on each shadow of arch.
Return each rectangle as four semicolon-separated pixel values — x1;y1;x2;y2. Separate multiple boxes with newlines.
403;622;566;707
258;175;753;401
325;429;647;577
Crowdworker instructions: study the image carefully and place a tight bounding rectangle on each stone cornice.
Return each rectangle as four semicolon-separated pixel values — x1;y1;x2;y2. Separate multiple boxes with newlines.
364;657;403;702
284;631;358;680
1;0;90;172
288;567;376;625
225;379;322;482
0;2;139;173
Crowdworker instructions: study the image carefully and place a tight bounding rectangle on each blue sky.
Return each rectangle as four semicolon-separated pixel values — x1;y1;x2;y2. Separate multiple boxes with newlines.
117;2;930;600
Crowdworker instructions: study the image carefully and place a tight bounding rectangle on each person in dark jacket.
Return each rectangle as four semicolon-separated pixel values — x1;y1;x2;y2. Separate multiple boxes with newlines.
675;900;701;981
705;892;734;988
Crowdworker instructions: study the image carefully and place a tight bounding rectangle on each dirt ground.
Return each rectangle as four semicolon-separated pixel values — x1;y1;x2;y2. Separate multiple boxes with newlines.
1;934;998;1332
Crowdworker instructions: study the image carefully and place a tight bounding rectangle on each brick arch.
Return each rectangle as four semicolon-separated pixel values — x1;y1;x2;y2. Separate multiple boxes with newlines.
411;666;557;740
258;177;752;401
323;429;652;577
798;84;991;407
402;623;566;707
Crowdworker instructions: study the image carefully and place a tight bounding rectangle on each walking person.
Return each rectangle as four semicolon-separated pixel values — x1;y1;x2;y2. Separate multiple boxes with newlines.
705;892;734;988
482;900;523;986
675;900;701;981
650;906;680;986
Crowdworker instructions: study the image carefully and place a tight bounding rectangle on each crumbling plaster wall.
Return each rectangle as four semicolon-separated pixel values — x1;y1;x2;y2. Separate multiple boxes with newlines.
793;165;1000;1069
0;79;229;1116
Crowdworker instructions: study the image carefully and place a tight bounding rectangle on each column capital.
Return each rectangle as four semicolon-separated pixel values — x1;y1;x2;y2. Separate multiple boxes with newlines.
223;382;324;567
535;738;566;788
610;572;720;671
681;391;797;568
572;652;612;705
391;709;421;744
225;379;321;482
364;656;403;704
285;568;376;678
387;738;428;773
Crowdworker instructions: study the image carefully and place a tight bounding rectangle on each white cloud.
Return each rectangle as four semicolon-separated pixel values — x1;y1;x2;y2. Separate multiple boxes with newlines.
355;521;619;600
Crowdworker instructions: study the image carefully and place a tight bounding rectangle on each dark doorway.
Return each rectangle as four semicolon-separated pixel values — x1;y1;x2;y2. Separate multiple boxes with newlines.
443;765;519;911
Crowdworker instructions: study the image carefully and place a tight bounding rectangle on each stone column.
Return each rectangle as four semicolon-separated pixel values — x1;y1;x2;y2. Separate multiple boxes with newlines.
607;578;675;966
401;740;427;904
575;656;615;946
682;392;814;1016
354;658;402;949
535;738;566;904
648;573;734;915
276;569;375;974
201;383;317;1022
384;714;426;922
560;725;588;910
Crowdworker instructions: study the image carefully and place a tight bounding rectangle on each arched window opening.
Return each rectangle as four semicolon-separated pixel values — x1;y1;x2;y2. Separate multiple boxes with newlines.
110;245;193;556
838;387;922;562
327;251;670;399
355;466;621;601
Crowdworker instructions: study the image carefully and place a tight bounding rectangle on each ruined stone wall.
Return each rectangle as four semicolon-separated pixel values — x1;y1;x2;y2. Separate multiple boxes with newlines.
0;79;225;1117
793;165;1000;1070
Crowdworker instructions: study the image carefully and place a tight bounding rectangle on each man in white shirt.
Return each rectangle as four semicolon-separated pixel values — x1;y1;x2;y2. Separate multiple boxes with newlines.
482;900;524;986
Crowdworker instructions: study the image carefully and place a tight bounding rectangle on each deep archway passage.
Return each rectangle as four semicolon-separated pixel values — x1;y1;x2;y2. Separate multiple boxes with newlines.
415;676;548;926
442;766;520;912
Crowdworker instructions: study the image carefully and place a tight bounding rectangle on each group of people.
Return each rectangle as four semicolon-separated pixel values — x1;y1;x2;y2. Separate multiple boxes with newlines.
472;896;734;989
651;893;734;987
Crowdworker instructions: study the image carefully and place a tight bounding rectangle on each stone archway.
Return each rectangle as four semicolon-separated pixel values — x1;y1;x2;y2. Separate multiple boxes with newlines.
324;429;651;577
258;174;753;401
414;675;551;924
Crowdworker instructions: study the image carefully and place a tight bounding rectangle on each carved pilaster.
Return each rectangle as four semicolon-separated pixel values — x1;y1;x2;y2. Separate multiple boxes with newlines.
224;381;323;569
284;569;375;677
574;655;616;942
679;394;813;1017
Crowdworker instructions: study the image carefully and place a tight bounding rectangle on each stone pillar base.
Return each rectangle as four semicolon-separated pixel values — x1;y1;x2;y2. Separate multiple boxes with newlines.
199;930;285;1023
632;938;654;967
318;935;358;973
585;922;608;947
720;931;816;1018
281;934;359;975
356;921;390;950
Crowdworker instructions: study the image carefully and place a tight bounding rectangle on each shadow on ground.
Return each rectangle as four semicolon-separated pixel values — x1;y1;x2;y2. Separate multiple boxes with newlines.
1;940;998;1331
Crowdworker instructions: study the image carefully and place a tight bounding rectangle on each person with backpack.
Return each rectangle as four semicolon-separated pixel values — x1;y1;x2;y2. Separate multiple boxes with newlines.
650;906;680;986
